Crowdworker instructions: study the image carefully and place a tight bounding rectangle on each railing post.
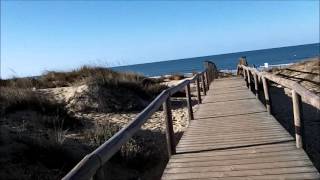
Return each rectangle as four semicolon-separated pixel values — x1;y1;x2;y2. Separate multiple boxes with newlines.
205;71;210;90
243;68;248;87
211;63;215;81
242;67;246;79
185;82;194;120
253;72;259;99
162;97;176;156
292;90;303;148
204;61;211;83
262;77;272;114
209;63;214;82
201;73;207;95
247;69;251;90
196;75;202;104
94;167;105;180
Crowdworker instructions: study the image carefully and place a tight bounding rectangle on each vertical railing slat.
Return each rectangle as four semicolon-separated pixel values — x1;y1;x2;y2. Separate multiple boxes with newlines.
196;75;202;104
185;83;194;121
292;90;303;148
253;72;259;98
205;71;210;90
162;97;176;155
262;77;272;114
247;69;251;90
201;73;207;95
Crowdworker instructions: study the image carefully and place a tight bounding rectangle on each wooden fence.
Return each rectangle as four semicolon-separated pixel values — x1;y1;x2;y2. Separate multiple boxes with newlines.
62;61;217;180
237;64;320;149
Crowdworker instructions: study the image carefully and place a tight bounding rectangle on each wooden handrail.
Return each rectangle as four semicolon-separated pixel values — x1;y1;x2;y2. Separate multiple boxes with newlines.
237;64;320;109
63;61;217;180
237;63;319;149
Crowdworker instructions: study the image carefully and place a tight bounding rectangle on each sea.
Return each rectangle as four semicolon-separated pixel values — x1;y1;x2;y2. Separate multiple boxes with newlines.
113;43;320;77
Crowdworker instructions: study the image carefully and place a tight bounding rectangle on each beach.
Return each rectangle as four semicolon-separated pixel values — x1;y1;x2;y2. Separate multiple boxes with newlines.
0;57;319;179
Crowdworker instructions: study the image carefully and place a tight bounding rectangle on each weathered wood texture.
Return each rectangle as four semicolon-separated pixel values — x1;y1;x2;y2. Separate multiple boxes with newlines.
196;76;202;104
292;90;303;149
163;97;176;156
239;65;320;110
185;83;194;121
63;62;217;180
201;73;207;95
162;77;319;180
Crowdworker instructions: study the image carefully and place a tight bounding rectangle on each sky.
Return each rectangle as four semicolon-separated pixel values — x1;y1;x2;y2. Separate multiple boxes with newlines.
1;1;319;78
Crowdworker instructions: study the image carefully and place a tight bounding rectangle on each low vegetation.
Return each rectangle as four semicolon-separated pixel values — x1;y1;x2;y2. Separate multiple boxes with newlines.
268;57;320;95
85;122;167;178
0;66;168;180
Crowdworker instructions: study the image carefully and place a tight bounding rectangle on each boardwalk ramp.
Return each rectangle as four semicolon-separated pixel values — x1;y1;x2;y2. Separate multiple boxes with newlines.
162;77;320;179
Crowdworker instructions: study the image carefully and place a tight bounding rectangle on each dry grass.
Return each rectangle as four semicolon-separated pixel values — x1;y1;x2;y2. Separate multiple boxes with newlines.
0;66;168;180
85;122;167;178
0;87;80;128
86;122;165;164
0;66;164;89
269;57;320;95
1;66;167;112
0;86;85;179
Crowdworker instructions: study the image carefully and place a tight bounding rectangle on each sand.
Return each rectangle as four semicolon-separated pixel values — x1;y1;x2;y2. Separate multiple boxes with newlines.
37;79;200;143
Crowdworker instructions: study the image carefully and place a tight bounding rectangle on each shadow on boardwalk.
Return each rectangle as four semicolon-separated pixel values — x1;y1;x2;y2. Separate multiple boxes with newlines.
257;82;320;171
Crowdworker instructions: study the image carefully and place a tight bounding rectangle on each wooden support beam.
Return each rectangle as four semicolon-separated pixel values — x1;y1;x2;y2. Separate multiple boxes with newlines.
204;61;212;83
196;75;202;104
253;72;259;98
262;77;272;114
292;90;303;148
201;74;207;95
239;64;320;110
205;71;210;90
185;83;194;120
247;69;251;90
243;69;248;87
210;64;214;82
162;97;176;155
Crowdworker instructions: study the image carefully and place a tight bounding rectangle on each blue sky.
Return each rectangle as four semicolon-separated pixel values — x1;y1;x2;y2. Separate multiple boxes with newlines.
1;1;319;78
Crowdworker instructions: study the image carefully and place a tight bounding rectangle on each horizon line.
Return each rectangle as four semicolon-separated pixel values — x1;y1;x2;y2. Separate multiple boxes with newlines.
112;42;319;68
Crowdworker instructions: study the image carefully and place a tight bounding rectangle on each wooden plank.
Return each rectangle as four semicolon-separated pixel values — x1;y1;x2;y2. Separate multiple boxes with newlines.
168;150;305;164
171;142;297;158
162;77;319;180
175;139;294;153
164;160;313;174
162;166;318;179
170;146;298;160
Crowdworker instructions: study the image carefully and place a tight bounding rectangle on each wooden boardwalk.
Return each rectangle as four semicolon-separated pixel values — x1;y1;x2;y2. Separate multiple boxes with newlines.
162;77;320;180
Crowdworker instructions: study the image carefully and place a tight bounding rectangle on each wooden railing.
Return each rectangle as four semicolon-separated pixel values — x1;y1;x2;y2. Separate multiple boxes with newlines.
62;61;217;180
237;63;320;149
